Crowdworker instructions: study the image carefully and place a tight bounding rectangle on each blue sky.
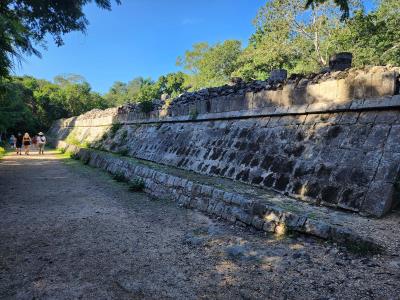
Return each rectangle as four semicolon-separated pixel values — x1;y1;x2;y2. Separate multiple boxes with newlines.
15;0;265;94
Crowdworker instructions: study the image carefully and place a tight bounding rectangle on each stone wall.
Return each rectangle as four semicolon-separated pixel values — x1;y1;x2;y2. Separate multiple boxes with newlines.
49;66;400;217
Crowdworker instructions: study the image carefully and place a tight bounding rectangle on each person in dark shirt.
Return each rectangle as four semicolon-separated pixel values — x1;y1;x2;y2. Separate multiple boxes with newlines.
15;133;23;155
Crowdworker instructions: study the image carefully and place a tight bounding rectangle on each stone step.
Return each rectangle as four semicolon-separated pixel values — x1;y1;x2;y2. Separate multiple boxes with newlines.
57;141;396;253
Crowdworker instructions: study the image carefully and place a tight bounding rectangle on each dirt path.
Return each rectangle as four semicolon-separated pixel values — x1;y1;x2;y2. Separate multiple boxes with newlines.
0;150;399;299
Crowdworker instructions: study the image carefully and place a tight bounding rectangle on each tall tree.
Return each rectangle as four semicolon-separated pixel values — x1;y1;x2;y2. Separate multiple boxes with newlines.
177;40;242;89
233;0;361;80
0;0;120;78
331;0;400;67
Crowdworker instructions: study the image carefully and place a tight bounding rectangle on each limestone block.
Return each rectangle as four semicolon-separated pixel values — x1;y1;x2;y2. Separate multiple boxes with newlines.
371;71;397;98
374;152;400;183
230;94;246;112
362;181;395;217
303;219;330;239
281;84;295;106
245;92;254;110
336;79;352;103
262;220;276;233
292;87;308;105
266;90;282;107
222;192;233;204
251;216;265;230
385;125;400;153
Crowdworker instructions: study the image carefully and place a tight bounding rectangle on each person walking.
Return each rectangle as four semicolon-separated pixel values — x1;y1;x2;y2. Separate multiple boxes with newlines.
32;135;38;150
9;134;16;149
22;133;31;155
15;133;23;155
37;132;46;155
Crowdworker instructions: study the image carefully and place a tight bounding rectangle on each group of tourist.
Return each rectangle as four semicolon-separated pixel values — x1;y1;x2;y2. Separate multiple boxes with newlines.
9;132;47;155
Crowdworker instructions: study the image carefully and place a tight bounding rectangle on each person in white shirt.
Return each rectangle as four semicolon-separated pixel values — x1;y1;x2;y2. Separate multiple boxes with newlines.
37;132;46;155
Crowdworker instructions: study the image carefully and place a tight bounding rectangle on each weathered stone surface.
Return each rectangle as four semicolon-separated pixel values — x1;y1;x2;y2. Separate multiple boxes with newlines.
48;66;400;218
57;142;383;248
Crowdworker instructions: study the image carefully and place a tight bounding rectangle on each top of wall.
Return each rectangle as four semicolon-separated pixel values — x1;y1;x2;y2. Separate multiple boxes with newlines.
56;66;400;126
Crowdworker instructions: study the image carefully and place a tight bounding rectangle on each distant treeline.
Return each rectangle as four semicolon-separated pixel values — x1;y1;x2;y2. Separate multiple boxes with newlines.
1;0;399;135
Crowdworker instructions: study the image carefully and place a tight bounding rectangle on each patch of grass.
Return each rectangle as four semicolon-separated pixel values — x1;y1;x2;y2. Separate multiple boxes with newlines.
189;108;198;120
112;172;129;183
129;178;145;192
65;133;81;146
58;147;66;154
70;152;80;160
0;146;6;159
118;148;129;156
342;240;382;256
120;130;128;142
110;123;122;138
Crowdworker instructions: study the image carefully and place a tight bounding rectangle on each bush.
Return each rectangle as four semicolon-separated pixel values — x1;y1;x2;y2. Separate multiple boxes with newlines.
189;108;198;120
140;100;153;113
112;172;128;183
129;178;145;192
121;130;128;142
110;123;122;138
118;149;129;156
0;146;5;159
70;153;80;160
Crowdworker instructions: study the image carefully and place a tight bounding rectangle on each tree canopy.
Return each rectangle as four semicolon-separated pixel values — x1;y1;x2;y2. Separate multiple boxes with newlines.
0;0;120;78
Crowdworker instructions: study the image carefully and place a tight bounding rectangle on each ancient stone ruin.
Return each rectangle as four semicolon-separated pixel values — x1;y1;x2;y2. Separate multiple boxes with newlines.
49;66;400;245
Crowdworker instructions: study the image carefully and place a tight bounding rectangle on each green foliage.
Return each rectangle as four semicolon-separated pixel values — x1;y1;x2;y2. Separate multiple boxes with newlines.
120;130;128;141
177;40;242;89
330;0;400;67
70;152;80;160
0;146;5;159
112;172;128;183
65;133;81;146
0;74;111;135
118;149;129;156
110;123;122;137
129;178;145;192
0;0;120;78
189;109;198;120
104;73;189;113
306;0;350;19
233;0;362;80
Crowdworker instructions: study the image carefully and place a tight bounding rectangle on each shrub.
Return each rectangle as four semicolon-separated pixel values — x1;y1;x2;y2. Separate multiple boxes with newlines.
66;133;81;146
189;108;198;120
100;132;108;142
140;100;153;113
112;172;128;183
129;178;145;192
70;153;80;160
110;123;122;138
121;130;128;142
118;149;129;156
0;146;5;159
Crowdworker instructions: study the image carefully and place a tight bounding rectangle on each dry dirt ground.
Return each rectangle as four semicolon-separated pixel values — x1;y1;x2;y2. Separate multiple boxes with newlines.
0;150;399;300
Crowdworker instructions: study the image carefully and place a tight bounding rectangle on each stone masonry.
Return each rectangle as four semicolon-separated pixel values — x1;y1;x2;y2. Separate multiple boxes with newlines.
49;66;400;217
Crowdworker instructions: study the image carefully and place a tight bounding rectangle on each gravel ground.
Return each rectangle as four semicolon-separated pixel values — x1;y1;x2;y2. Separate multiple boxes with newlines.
0;150;399;300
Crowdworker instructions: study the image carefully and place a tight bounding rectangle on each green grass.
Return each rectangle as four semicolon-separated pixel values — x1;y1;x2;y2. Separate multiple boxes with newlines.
112;172;129;183
0;146;6;159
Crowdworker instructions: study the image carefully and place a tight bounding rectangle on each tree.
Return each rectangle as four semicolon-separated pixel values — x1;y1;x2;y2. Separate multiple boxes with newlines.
0;0;120;78
177;40;242;89
156;72;188;98
233;0;361;80
331;0;400;67
306;0;350;19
